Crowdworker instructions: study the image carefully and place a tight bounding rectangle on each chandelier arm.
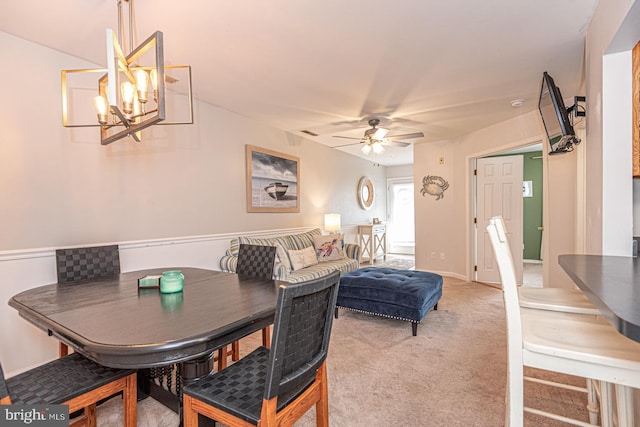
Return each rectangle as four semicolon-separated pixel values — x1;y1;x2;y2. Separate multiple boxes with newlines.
111;107;131;128
128;0;134;54
117;0;124;52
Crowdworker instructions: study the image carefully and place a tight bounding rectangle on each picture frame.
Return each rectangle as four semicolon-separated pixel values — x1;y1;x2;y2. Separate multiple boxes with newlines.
246;145;300;213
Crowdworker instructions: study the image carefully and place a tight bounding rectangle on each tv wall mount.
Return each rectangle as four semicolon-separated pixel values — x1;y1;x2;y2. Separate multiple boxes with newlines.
568;96;586;118
549;96;586;155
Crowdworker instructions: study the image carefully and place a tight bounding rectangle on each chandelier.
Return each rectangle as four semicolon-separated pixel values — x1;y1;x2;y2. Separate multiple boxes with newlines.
61;0;193;145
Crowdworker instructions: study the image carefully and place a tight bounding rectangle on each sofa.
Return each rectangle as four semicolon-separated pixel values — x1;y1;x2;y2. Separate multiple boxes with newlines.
219;228;360;283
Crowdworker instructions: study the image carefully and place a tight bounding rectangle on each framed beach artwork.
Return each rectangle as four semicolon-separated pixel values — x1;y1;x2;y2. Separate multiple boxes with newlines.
246;145;300;213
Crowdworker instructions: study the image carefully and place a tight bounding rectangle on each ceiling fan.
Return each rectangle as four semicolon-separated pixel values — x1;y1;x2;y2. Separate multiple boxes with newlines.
332;118;424;154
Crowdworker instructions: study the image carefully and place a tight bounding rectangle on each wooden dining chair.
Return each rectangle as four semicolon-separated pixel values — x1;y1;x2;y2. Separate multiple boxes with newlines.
0;352;136;426
487;217;640;427
183;270;340;427
55;244;121;357
216;244;277;371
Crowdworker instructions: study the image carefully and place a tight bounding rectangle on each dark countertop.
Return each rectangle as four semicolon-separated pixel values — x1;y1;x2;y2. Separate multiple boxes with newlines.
558;254;640;342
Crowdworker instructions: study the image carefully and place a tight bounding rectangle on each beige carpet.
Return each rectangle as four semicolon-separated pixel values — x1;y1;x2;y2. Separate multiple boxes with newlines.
96;276;591;426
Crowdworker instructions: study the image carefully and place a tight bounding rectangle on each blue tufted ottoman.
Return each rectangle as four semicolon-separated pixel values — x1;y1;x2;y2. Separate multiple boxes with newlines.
335;267;443;336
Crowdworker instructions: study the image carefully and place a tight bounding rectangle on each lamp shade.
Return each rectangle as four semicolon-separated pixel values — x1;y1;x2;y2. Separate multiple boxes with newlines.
324;214;341;232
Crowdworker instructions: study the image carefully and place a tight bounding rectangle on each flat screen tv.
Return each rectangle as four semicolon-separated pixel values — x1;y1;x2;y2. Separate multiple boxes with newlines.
538;71;580;155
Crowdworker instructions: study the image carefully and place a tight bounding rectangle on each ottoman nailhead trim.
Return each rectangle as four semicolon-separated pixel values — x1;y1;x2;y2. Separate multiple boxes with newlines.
336;306;420;324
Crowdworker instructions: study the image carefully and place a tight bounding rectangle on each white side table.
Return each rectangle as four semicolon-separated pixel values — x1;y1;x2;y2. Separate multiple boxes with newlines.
358;224;387;263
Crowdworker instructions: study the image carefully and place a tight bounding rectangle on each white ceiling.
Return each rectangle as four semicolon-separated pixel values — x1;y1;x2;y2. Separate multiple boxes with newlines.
0;0;598;165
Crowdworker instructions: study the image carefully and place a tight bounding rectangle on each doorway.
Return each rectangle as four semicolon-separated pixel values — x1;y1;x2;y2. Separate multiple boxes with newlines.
387;177;415;255
474;145;544;287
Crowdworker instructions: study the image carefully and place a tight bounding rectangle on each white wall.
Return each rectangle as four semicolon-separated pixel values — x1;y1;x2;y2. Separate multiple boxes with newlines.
413;108;585;288
411;0;640;283
0;31;387;253
585;0;639;254
0;31;387;374
601;50;634;255
386;164;413;179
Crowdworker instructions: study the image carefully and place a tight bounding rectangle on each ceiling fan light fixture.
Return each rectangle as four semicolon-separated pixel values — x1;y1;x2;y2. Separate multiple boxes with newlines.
364;126;388;140
361;143;372;155
372;141;385;155
372;127;388;139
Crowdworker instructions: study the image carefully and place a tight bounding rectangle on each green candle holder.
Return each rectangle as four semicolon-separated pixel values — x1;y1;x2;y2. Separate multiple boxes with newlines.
160;270;184;294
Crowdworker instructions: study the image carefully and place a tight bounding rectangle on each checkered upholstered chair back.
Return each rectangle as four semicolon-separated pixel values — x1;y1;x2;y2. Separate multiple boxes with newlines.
265;269;340;400
236;244;276;279
181;270;340;426
56;245;121;284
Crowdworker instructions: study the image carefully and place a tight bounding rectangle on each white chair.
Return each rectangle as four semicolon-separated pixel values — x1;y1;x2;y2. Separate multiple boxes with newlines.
491;216;599;316
492;216;602;424
487;216;640;427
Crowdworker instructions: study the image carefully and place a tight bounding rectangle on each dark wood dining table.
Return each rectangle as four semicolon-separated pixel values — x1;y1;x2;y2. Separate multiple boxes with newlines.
8;267;279;417
558;254;640;343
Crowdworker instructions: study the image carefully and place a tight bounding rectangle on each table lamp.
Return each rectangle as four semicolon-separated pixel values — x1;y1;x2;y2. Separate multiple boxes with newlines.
324;213;341;234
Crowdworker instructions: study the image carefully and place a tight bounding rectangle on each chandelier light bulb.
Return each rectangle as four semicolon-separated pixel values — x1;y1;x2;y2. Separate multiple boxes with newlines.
150;68;158;102
361;143;372;155
94;95;109;125
121;81;135;116
135;69;149;103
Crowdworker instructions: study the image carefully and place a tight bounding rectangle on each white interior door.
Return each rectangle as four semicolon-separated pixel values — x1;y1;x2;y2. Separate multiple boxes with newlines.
387;178;415;254
476;155;524;284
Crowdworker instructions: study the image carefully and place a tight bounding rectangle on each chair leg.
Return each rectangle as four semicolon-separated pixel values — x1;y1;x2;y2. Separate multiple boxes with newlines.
615;384;634;427
260;397;278;427
182;394;199;427
64;372;137;427
262;326;271;349
123;373;137;427
505;368;524;427
315;363;329;427
231;341;240;362
216;347;228;371
600;382;614;427
86;404;97;427
586;379;599;426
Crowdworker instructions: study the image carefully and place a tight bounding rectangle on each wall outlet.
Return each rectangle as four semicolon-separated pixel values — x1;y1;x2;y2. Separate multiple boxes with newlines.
440;252;446;260
431;252;436;260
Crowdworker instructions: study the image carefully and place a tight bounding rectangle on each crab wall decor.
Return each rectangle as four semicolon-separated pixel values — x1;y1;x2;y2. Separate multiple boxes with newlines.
421;175;449;200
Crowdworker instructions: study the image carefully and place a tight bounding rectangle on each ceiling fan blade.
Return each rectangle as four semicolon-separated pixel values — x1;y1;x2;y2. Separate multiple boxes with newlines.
333;135;365;140
333;141;364;148
384;140;410;148
386;132;425;141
